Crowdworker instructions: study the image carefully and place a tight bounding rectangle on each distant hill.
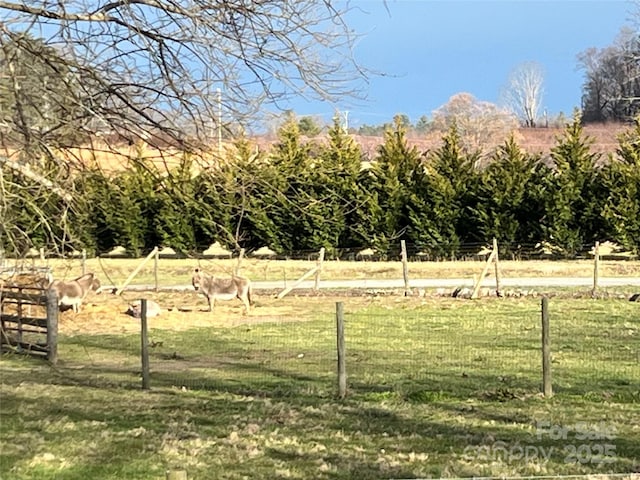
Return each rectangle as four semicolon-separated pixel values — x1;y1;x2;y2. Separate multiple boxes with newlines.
3;122;628;175
341;123;629;159
251;122;631;162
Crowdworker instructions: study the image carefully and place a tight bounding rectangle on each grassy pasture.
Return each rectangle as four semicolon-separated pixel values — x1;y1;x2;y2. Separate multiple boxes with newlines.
14;256;640;288
1;290;639;479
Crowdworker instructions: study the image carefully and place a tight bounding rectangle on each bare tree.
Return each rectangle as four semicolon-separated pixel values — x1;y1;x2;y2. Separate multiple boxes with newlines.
500;61;545;127
431;93;518;159
1;0;365;149
0;0;367;255
578;27;640;123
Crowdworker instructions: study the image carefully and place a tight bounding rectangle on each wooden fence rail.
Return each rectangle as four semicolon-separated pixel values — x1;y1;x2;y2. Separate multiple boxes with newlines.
0;286;58;364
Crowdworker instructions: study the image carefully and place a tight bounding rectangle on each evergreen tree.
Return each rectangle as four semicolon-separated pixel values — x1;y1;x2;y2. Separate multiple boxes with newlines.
409;124;480;257
246;114;349;255
1;153;97;256
0;167;65;254
600;119;640;253
248;115;308;254
473;135;547;252
69;168;112;255
192;135;269;252
317;116;363;253
262;115;361;254
82;155;160;256
153;154;198;253
543;112;602;255
357;117;423;255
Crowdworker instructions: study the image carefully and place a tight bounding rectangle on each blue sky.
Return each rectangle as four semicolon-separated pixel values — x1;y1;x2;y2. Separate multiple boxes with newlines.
289;0;635;127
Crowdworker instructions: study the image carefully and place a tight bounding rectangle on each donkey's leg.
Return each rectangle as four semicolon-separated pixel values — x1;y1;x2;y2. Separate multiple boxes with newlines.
239;291;251;314
208;295;215;312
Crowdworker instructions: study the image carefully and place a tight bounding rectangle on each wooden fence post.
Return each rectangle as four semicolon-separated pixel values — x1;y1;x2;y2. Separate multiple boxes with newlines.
314;248;325;291
336;302;347;399
401;240;410;296
276;266;318;299
541;297;552;398
493;238;501;296
592;241;600;297
46;289;58;365
115;247;159;295
0;288;3;355
17;287;23;346
141;299;150;390
471;249;497;299
154;248;159;293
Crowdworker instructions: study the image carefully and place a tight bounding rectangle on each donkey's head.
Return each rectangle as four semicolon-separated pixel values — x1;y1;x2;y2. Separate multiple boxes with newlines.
75;273;96;292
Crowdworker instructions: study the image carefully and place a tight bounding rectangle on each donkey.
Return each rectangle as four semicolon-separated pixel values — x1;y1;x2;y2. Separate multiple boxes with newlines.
47;273;101;313
191;268;252;314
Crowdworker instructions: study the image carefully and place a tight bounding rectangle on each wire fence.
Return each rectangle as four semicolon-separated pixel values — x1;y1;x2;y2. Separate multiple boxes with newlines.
53;300;639;402
2;239;638;267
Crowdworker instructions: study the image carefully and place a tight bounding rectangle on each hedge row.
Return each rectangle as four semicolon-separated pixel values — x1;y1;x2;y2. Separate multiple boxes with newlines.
4;115;639;259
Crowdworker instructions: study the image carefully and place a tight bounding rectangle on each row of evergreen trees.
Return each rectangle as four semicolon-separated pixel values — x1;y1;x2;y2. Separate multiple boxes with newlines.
5;114;640;259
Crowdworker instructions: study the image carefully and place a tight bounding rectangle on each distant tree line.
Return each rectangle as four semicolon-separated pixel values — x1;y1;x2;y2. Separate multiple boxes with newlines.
578;27;640;123
3;113;639;259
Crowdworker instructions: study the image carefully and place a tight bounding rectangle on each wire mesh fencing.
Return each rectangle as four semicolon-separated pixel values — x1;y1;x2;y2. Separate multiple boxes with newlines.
50;299;638;402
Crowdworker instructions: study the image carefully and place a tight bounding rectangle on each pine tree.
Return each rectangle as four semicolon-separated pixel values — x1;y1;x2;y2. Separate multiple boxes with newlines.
316;115;363;253
82;149;161;256
473;135;547;252
193;135;268;252
409;124;480;257
600;119;640;253
69;168;112;255
358;117;423;256
154;154;198;253
544;111;602;255
251;116;310;253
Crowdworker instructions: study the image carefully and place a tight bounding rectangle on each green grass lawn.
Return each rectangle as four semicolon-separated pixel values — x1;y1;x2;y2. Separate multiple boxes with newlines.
1;295;639;479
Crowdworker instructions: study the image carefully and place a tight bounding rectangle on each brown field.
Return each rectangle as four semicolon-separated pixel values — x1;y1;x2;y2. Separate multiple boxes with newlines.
39;257;640;337
57;288;316;336
1;122;630;174
357;122;629;159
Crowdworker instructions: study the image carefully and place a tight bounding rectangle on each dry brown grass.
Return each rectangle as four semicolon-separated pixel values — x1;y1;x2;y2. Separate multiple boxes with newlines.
2;123;630;174
59;288;317;336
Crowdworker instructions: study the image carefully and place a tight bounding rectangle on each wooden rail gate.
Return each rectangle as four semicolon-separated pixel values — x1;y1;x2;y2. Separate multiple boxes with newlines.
0;286;58;364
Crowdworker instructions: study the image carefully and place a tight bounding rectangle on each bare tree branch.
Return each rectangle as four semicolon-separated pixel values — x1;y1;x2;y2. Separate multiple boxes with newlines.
500;61;545;128
1;0;366;148
0;0;368;255
0;155;72;202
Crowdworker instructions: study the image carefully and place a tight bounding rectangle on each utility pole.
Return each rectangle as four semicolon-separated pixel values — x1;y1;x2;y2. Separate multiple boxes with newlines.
343;110;349;132
217;87;222;156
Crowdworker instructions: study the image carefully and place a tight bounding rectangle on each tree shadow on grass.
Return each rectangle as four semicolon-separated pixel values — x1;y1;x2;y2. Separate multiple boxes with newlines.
3;354;639;479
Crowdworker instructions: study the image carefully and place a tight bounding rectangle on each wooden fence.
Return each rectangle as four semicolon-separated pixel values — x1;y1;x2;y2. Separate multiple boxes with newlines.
0;286;58;364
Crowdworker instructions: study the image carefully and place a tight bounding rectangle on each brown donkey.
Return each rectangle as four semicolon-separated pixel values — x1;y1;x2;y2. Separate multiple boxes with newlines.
191;268;252;314
47;273;101;313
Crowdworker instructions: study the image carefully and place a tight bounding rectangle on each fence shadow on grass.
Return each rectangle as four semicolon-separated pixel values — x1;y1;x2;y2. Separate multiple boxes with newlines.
3;350;639;477
43;302;640;405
